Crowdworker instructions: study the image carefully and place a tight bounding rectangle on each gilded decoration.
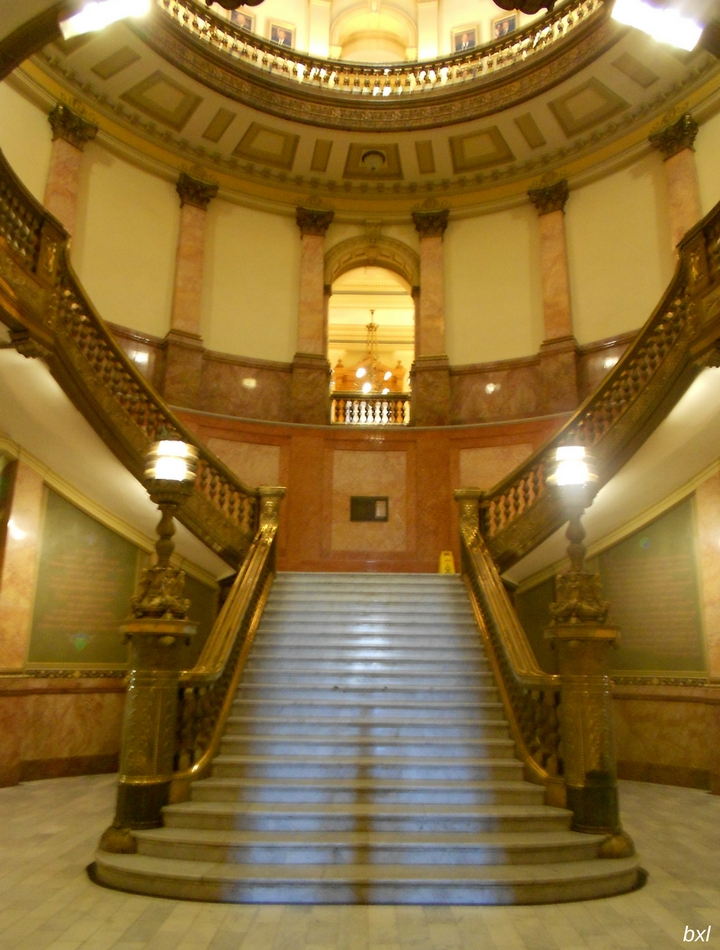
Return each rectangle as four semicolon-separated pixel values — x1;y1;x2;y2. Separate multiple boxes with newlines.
296;207;334;236
550;571;609;624
176;172;218;209
47;104;98;150
528;179;569;216
324;234;420;287
649;113;700;160
412;209;449;238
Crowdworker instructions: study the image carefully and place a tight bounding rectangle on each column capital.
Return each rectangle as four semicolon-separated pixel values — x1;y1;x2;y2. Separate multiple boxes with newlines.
48;104;98;151
412;209;449;238
528;179;569;216
649;114;699;160
176;172;218;210
296;207;334;236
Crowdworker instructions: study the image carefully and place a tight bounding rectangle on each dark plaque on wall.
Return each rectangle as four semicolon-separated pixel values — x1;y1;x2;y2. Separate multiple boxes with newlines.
350;496;389;522
29;490;139;666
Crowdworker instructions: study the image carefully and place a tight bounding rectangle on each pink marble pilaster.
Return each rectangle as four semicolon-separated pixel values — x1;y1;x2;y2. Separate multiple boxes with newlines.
295;209;334;356
694;471;720;679
528;180;573;343
43;105;97;235
412;211;449;357
649;114;702;252
170;201;208;337
0;460;44;668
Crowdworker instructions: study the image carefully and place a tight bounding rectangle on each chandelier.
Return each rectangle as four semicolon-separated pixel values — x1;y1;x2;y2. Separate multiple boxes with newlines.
353;313;394;395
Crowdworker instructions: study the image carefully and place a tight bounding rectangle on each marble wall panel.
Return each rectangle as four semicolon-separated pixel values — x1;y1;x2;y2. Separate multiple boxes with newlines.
200;353;292;422
695;470;720;677
458;444;533;490
206;438;281;488
20;689;125;761
330;449;408;553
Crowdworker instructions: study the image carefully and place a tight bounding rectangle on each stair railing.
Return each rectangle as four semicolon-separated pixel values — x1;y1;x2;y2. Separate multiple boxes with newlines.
478;206;720;573
0;147;258;569
455;489;565;805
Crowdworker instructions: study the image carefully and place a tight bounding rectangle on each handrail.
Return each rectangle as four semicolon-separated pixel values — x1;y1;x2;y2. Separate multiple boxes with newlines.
330;391;410;426
157;0;603;99
480;204;720;572
456;495;563;800
0;147;258;568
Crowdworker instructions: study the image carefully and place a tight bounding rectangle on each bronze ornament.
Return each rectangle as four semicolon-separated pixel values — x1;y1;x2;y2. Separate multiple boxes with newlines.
176;171;219;209
48;104;98;151
295;207;334;236
528;179;569;216
649;113;699;160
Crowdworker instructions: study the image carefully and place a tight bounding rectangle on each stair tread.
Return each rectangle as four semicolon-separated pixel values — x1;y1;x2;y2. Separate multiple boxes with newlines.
212;754;519;766
196;777;539;791
165;801;564;817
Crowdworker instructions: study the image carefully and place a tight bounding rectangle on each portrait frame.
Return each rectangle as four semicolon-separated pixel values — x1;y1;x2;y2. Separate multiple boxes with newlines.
268;21;295;49
492;13;518;40
451;25;479;53
230;10;254;31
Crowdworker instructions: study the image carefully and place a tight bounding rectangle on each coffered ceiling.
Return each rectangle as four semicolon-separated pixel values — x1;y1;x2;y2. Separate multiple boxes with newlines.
13;1;720;216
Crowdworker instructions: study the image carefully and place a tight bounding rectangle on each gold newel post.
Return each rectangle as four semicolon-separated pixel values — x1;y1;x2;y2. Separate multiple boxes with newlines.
545;447;634;856
100;441;199;854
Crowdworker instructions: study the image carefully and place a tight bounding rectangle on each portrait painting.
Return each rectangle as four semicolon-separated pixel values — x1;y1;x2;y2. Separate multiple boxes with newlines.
230;10;253;31
452;26;478;52
493;14;517;39
269;22;294;48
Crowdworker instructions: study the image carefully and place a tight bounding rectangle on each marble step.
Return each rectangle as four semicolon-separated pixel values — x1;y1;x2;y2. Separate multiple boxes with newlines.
273;573;460;584
223;716;509;739
162;801;570;834
262;604;474;618
190;777;544;806
133;827;607;866
230;698;504;719
210;754;525;782
249;647;486;662
239;669;493;686
94;853;640;905
267;590;470;603
218;735;516;759
244;656;489;672
233;684;499;703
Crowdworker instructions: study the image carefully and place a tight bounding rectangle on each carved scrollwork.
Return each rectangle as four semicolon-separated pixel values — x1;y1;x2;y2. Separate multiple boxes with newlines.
549;572;609;625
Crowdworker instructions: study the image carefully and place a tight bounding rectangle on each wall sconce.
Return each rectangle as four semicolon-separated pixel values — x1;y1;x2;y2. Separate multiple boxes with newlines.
131;440;198;620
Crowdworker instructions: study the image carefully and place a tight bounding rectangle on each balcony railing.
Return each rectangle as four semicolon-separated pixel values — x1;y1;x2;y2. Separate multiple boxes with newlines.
331;393;410;426
157;0;603;100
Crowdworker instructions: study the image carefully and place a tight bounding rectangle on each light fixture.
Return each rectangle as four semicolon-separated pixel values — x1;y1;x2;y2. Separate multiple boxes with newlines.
362;382;372;394
361;150;386;173
144;440;198;486
548;445;596;489
356;367;367;379
383;371;392;381
611;0;703;51
59;0;151;41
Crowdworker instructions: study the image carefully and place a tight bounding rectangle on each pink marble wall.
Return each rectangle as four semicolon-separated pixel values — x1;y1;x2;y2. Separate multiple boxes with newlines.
458;444;533;490
0;460;44;668
417;235;446;357
200;351;292;422
206;437;281;488
664;148;703;251
43;137;83;235
538;209;573;341
330;449;408;553
694;470;720;677
297;232;326;355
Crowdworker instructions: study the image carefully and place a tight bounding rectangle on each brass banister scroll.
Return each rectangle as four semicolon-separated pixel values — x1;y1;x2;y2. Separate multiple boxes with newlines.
0;147;257;568
479;199;720;573
455;490;564;805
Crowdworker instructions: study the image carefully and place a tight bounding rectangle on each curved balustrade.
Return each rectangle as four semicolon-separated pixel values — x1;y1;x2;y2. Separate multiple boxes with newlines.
158;0;602;99
480;209;720;572
0;148;258;568
331;392;410;425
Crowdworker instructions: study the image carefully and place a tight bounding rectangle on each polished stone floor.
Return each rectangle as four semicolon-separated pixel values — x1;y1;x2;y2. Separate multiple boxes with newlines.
0;774;717;950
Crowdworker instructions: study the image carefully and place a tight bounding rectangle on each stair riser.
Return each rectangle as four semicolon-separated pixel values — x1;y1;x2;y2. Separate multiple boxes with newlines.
218;739;516;758
223;720;510;739
249;649;484;662
245;659;488;672
211;762;524;781
257;625;478;637
137;840;600;866
163;814;570;834
231;702;503;719
240;672;491;686
191;787;544;806
234;687;499;703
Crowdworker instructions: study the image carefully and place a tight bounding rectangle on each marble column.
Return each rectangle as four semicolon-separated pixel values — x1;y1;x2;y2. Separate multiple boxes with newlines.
411;209;451;426
0;459;44;669
44;104;98;235
650;114;702;252
528;179;579;412
162;173;218;410
291;208;334;425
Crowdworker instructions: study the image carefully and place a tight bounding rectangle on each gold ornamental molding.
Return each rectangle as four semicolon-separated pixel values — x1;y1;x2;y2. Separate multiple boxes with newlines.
324;234;420;287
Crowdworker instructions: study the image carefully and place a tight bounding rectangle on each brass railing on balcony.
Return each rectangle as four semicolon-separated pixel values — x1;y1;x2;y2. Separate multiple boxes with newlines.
0;147;258;569
331;392;410;426
157;0;602;99
477;210;720;572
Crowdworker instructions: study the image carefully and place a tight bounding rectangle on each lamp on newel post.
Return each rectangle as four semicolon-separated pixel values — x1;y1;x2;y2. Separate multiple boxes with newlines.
99;440;199;854
544;445;634;857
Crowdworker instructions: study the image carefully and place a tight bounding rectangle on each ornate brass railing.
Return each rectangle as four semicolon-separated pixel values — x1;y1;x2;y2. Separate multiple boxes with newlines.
157;0;602;99
479;209;720;572
331;392;410;425
0;147;258;568
456;490;564;801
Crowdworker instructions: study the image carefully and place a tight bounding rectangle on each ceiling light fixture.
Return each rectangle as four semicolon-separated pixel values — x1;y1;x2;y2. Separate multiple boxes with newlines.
59;0;151;39
611;0;703;51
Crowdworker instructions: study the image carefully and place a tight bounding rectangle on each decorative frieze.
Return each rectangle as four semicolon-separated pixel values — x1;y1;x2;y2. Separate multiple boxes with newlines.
528;179;569;216
412;209;449;238
47;104;98;151
649;114;699;160
176;172;218;210
296;207;334;236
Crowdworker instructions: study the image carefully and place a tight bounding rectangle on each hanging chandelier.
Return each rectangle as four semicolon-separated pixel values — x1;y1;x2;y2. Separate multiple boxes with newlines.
353;313;394;395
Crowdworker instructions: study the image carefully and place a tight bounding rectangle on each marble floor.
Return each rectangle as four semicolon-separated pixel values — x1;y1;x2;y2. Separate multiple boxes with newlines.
0;775;717;950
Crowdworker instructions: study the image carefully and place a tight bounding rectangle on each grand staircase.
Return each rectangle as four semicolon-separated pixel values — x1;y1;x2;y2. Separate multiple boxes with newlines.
95;573;639;903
